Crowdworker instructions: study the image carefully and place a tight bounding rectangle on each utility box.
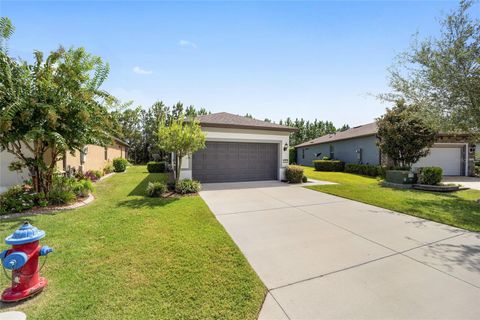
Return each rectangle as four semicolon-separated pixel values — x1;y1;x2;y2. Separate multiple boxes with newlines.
385;170;416;184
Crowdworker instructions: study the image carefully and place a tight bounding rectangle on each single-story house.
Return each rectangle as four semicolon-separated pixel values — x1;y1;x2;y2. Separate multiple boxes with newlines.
179;112;297;183
295;122;476;176
0;138;129;193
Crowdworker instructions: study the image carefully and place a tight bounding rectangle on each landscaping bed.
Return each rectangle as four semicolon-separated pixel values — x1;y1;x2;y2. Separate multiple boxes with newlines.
303;166;480;232
0;166;265;319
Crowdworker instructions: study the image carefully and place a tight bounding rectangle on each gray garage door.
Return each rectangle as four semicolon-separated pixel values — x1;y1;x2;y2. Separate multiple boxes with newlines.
192;141;278;183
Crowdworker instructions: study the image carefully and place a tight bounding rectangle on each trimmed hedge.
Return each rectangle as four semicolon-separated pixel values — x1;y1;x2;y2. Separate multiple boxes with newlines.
113;158;128;172
285;165;304;183
345;164;385;178
313;160;345;172
419;167;443;185
147;161;168;173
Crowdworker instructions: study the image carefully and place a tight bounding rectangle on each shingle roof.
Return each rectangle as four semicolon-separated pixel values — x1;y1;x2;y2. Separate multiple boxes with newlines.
295;122;378;148
195;112;297;132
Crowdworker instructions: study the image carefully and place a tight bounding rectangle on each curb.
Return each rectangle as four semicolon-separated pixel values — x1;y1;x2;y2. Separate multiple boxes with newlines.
0;193;95;220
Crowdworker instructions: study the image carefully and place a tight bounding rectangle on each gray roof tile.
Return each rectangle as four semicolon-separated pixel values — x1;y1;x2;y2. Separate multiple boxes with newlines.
195;112;297;132
295;122;378;147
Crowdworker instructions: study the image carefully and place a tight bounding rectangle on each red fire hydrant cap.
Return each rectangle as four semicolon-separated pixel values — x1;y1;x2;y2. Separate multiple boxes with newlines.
5;222;46;245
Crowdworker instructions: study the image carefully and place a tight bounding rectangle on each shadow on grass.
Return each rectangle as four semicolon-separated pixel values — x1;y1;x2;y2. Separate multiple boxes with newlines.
116;196;179;209
128;172;172;196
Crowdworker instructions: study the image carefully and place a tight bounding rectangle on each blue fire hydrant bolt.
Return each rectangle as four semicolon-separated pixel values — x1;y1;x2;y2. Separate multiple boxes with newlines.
39;246;53;256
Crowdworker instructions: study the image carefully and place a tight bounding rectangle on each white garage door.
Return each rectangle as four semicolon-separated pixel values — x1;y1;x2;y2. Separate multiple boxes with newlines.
414;147;463;176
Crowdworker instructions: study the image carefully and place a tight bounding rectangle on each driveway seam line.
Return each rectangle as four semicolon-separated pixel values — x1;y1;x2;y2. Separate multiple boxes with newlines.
269;252;400;291
267;291;292;320
214;200;348;216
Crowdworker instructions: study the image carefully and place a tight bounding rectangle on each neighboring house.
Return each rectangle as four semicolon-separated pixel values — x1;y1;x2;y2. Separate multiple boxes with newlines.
295;122;476;176
179;112;297;183
0;138;129;193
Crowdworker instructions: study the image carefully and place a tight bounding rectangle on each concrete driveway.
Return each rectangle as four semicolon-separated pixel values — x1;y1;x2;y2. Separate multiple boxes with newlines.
443;176;480;190
199;181;480;319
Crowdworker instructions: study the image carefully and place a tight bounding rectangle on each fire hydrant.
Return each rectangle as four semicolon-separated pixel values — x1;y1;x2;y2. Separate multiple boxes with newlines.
0;222;53;302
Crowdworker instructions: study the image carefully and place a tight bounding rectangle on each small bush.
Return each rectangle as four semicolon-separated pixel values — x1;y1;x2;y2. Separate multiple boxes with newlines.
345;164;385;177
418;167;443;185
313;160;345;172
285;165;304;183
84;170;103;181
0;185;36;214
302;175;308;183
475;165;480;177
113;158;128;172
146;181;167;197
103;162;114;175
72;179;93;197
48;188;76;205
48;175;77;205
147;161;168;173
175;179;201;194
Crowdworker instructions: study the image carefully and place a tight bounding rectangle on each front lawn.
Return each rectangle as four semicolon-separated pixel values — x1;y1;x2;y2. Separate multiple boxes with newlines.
0;166;265;319
303;166;480;232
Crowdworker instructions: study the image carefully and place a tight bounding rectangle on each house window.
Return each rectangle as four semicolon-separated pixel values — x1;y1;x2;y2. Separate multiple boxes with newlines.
329;144;334;159
302;149;305;159
104;147;108;160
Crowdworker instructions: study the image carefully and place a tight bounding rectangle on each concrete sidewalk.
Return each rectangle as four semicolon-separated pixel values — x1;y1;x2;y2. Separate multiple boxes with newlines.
200;181;480;319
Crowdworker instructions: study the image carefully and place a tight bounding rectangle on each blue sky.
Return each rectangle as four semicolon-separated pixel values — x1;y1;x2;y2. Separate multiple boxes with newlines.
1;1;473;127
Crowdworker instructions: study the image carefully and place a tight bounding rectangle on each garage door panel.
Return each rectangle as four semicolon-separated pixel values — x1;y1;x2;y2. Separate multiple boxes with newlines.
193;141;278;183
414;147;463;176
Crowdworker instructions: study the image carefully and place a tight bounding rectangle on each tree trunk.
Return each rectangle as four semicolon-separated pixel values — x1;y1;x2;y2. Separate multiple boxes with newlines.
175;153;182;183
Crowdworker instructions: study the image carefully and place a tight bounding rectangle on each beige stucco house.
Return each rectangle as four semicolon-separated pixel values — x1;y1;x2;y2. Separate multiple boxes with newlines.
0;138;128;193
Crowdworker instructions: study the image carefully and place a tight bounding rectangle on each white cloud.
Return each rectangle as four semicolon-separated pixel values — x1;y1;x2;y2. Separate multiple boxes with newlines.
132;66;153;75
179;40;197;48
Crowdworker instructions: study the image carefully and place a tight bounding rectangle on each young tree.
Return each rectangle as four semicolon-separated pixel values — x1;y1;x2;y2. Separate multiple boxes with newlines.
376;101;437;168
157;115;206;182
383;0;480;134
0;20;115;194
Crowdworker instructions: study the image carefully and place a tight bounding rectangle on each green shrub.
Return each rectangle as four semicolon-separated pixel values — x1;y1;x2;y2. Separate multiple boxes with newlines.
175;179;201;194
113;158;128;172
0;185;36;214
103;162;114;175
345;164;385;177
147;161;168;173
48;175;77;205
48;188;76;205
285;165;304;183
418;167;443;185
72;179;93;197
302;175;308;183
476;165;480;177
313;160;345;172
146;181;167;197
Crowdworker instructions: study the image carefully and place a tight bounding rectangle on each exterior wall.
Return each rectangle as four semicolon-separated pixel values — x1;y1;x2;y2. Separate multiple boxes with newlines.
179;127;291;181
61;142;126;172
0;147;32;193
296;135;380;166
